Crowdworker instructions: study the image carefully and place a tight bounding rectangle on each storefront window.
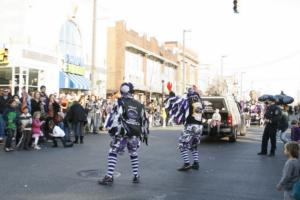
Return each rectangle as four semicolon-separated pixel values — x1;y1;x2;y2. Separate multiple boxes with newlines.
147;58;162;92
29;69;38;87
125;51;144;86
0;67;12;85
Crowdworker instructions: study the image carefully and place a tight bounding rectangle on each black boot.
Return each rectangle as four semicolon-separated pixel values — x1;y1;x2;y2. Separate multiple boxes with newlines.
52;139;58;148
257;152;267;155
192;162;199;170
60;138;73;148
80;136;84;144
24;132;32;150
74;136;78;144
98;175;113;185
132;175;140;183
177;163;192;171
268;152;275;157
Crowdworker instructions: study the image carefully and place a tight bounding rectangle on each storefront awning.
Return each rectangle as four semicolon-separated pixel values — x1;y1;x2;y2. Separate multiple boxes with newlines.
59;71;90;90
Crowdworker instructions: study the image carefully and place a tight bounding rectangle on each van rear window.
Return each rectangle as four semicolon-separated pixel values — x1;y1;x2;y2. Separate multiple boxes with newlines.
203;99;227;112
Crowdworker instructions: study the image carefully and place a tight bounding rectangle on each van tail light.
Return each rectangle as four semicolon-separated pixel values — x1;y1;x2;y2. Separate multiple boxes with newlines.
227;114;233;126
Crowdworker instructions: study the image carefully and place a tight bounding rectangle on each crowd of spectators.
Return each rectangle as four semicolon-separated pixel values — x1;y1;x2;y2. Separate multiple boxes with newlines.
0;85;177;152
0;86;114;152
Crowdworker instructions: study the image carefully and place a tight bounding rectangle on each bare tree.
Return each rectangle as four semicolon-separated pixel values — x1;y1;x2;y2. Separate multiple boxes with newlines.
205;77;228;96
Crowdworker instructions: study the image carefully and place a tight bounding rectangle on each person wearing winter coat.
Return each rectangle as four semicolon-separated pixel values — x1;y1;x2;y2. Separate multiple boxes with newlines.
32;111;42;150
279;105;290;144
0;88;12;143
290;120;300;142
65;101;87;144
30;92;43;116
48;120;73;148
3;99;19;152
17;106;32;150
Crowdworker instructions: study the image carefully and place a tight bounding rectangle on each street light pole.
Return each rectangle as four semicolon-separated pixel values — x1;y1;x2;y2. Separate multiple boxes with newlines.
161;80;165;107
91;0;97;95
240;72;246;100
182;29;191;94
220;55;227;78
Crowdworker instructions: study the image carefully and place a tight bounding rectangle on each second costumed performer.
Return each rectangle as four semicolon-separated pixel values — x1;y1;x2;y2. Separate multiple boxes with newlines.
166;86;204;171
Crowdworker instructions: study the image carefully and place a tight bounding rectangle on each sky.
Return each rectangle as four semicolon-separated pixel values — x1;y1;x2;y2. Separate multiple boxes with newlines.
98;0;300;102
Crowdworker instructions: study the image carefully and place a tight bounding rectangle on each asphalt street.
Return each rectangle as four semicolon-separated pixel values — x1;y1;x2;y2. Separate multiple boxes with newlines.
0;126;287;200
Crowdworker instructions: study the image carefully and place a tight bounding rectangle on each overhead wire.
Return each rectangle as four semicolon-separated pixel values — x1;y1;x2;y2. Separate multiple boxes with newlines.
236;50;300;70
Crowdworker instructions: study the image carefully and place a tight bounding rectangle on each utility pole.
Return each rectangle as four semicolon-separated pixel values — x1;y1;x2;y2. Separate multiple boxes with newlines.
161;79;165;107
91;0;97;95
220;55;227;78
182;29;191;94
240;72;246;100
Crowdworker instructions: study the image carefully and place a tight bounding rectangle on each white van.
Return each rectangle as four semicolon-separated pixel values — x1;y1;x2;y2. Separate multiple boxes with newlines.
201;96;247;142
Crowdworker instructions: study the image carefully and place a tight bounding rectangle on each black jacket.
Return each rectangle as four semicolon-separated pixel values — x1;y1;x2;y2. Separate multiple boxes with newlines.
264;104;282;127
65;102;87;123
30;99;42;116
0;95;12;114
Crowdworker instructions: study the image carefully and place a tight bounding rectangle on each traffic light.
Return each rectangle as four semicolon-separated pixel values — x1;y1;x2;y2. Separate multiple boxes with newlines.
0;48;8;65
233;0;239;13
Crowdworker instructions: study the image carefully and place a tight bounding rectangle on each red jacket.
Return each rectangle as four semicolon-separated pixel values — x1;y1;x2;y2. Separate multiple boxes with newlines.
32;118;41;135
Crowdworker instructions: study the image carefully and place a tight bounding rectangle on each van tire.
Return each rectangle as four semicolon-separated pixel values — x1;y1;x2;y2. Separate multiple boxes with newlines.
229;128;237;142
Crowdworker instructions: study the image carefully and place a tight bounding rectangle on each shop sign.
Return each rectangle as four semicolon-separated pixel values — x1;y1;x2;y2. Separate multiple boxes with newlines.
63;63;85;75
0;48;9;65
62;54;85;75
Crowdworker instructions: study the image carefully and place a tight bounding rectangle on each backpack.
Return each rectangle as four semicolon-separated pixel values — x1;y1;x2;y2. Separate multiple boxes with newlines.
121;98;143;137
293;179;300;200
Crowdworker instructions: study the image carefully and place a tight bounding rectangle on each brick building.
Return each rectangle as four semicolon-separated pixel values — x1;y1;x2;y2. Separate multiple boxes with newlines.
164;41;199;94
106;21;199;103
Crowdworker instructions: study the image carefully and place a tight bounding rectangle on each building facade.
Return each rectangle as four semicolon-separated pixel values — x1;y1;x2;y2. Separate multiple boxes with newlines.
106;21;199;103
164;41;200;94
0;0;106;97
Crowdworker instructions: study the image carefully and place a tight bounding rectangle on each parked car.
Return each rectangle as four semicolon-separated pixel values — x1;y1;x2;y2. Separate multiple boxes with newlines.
201;96;247;142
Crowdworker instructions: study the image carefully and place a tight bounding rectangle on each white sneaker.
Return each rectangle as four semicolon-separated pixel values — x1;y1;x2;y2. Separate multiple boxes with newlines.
34;145;41;150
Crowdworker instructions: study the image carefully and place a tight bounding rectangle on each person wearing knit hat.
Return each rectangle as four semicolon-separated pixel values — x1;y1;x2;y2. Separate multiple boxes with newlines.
98;82;149;185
